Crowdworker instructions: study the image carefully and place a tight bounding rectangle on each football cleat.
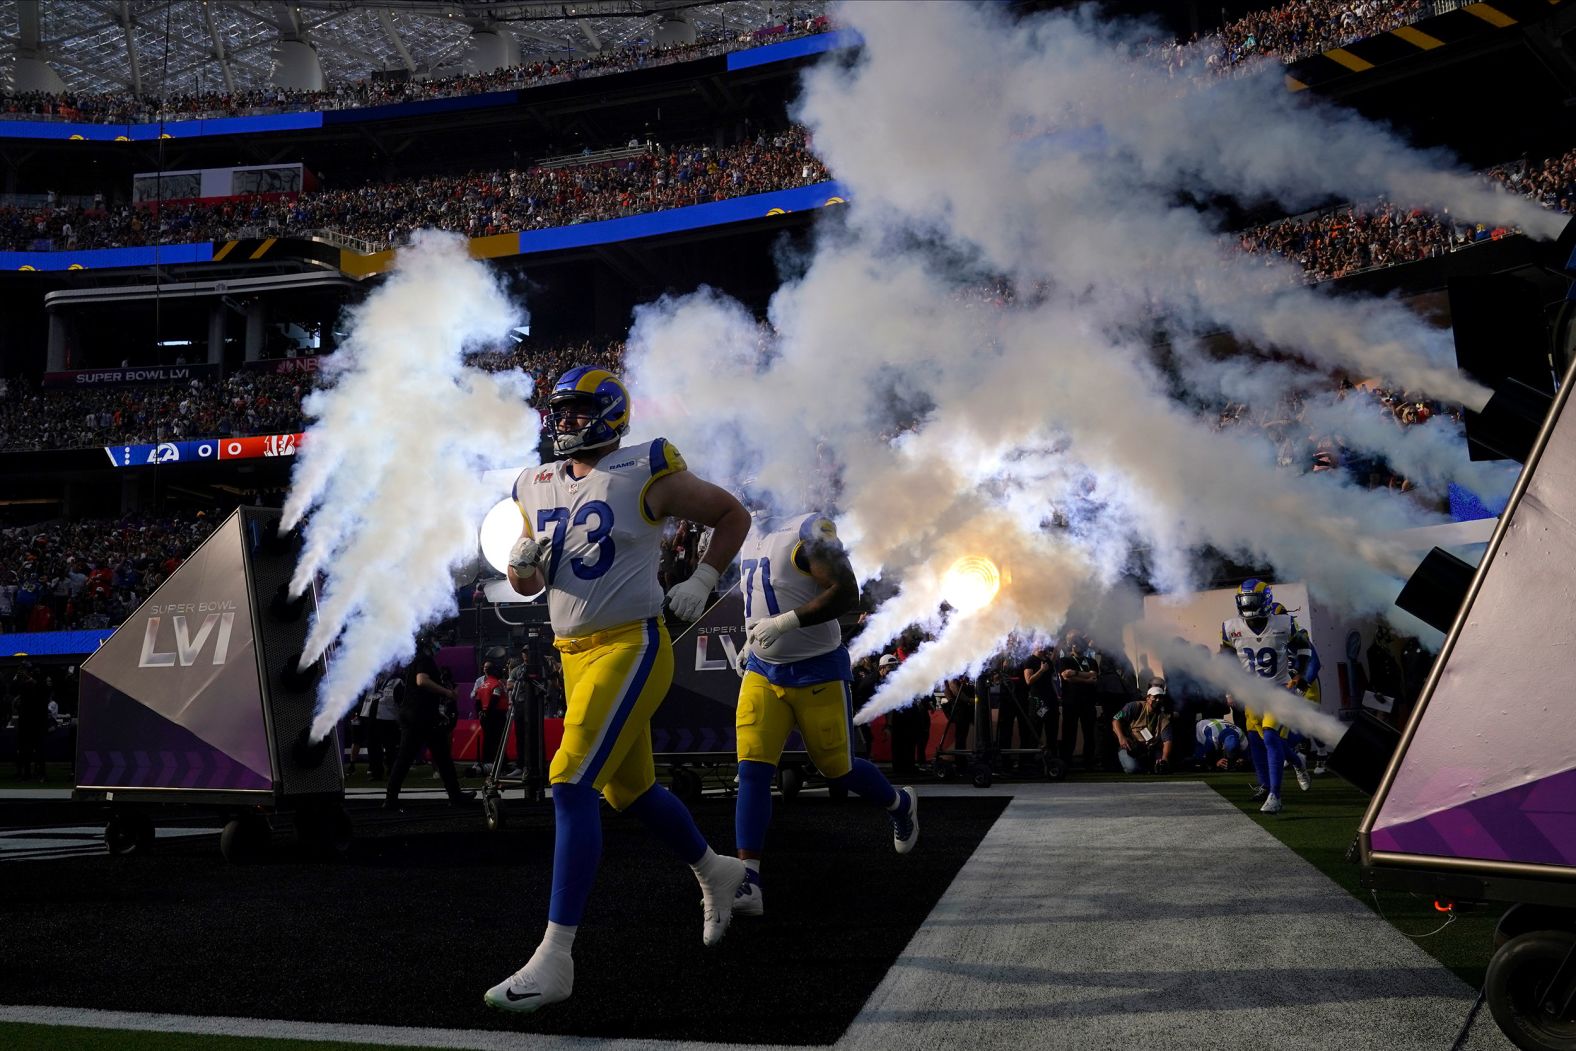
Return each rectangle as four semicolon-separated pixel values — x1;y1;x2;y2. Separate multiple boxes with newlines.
891;787;920;854
698;856;747;946
484;952;573;1015
1260;794;1283;815
734;868;764;917
1295;765;1312;792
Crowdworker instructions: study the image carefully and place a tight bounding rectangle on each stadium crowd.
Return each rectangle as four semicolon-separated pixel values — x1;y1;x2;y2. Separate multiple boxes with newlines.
1201;0;1429;71
1238;149;1576;280
0;370;307;453
0;509;218;634
0;13;831;125
0;126;830;252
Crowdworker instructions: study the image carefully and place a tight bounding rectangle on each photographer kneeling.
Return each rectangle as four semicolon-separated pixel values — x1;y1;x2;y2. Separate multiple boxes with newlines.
1112;684;1174;775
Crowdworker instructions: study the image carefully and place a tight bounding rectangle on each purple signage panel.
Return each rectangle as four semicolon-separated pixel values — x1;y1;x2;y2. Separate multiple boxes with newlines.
76;511;272;793
658;590;805;756
1368;382;1576;870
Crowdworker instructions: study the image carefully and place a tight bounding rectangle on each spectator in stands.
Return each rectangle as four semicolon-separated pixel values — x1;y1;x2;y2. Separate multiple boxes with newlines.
0;13;832;128
0;127;830;253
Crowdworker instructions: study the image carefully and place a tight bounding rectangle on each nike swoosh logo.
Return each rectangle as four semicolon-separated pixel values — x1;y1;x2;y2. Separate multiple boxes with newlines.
811;686;830;695
504;989;541;1002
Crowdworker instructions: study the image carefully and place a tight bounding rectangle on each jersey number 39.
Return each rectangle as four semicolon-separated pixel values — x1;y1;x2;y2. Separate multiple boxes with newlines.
1239;646;1280;678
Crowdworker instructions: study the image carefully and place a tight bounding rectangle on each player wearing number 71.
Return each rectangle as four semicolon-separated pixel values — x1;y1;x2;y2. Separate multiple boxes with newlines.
485;366;752;1015
730;501;920;919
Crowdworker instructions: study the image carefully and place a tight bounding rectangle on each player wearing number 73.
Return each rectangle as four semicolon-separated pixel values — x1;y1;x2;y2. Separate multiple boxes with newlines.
485;366;752;1015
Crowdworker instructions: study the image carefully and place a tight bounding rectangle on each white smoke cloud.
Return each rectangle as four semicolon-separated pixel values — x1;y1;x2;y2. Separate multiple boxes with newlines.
282;232;540;741
623;1;1555;726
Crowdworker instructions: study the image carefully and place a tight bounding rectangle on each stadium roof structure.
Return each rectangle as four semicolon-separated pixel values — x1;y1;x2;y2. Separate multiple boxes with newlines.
0;0;824;96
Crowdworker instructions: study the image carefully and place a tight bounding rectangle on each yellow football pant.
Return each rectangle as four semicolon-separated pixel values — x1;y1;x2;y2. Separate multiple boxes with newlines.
550;616;673;811
736;673;854;778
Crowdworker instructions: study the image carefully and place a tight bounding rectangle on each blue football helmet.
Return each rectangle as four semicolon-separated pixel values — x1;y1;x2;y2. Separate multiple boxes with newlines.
1235;579;1274;620
547;366;631;456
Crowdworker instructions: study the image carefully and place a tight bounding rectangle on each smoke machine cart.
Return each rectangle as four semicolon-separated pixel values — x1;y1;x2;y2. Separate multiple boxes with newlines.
1351;358;1576;1051
72;508;349;863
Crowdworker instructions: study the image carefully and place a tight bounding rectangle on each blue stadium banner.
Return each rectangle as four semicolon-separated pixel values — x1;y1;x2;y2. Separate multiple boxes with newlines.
726;29;860;71
516;180;850;255
0;111;324;142
3;628;114;657
103;439;221;468
43;363;220;389
0;242;213;271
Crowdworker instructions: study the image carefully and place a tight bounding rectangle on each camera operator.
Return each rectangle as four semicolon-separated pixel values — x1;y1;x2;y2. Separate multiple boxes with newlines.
1113;684;1175;774
994;647;1039;773
12;663;51;782
384;634;476;809
941;674;975;753
472;660;509;777
1025;641;1059;760
1057;629;1100;771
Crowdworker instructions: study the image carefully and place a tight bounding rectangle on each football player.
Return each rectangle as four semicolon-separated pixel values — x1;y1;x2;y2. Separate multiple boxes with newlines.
730;503;918;917
1194;716;1246;771
484;367;752;1014
1220;580;1320;814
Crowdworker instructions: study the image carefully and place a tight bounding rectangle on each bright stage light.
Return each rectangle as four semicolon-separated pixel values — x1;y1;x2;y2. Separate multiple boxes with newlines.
942;555;1001;614
480;497;525;576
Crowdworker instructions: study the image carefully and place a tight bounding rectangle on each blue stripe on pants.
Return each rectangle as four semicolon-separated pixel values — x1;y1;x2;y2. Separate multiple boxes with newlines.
575;617;659;786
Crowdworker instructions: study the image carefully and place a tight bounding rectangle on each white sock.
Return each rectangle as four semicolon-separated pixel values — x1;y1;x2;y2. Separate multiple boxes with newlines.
743;858;761;875
692;846;723;879
886;788;908;812
537;921;576;959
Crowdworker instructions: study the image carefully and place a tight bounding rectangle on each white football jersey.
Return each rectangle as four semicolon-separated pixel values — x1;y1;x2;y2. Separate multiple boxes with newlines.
512;438;685;638
741;511;842;664
1220;611;1300;687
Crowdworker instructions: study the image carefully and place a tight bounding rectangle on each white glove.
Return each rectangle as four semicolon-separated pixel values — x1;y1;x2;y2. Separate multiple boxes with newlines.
733;639;754;679
746;610;800;651
665;563;719;622
508;535;545;574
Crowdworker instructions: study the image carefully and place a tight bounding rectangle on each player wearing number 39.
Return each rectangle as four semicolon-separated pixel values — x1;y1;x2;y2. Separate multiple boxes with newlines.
1220;579;1321;816
484;366;752;1015
730;505;918;919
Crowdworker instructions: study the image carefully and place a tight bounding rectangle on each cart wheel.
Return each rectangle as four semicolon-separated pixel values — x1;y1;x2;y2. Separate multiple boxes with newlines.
220;812;271;864
972;763;993;789
105;812;155;856
777;765;804;801
484;794;505;831
1486;929;1576;1051
936;760;959;783
1043;756;1068;782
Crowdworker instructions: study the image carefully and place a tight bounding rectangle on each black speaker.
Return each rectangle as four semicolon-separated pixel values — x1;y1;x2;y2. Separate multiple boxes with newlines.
1465;377;1554;464
1395;547;1477;636
1327;710;1403;795
1450;273;1560;462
